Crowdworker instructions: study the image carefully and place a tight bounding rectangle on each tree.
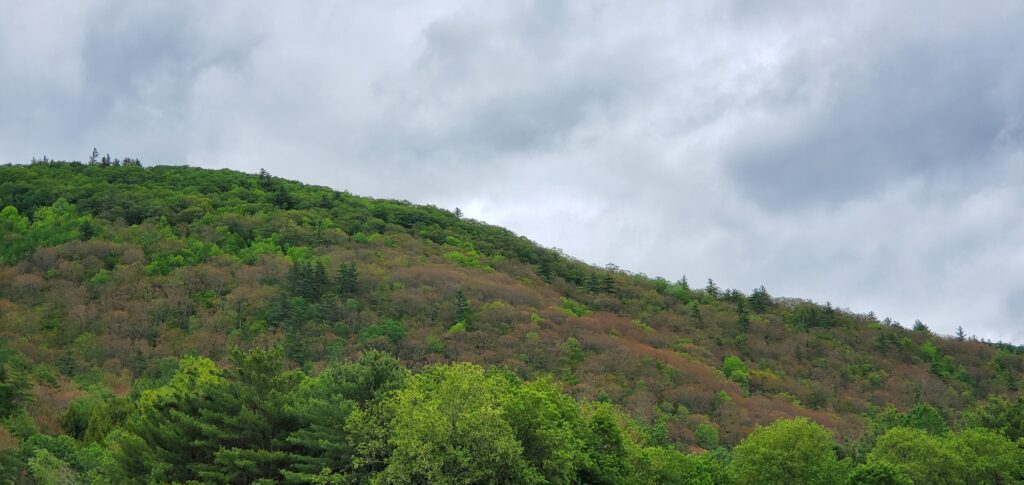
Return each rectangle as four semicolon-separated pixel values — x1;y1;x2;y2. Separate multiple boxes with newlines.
454;290;472;328
729;417;841;485
955;325;966;341
948;427;1024;483
902;403;947;435
88;147;99;164
335;262;358;296
454;207;463;219
258;168;273;191
704;278;719;299
348;363;533;483
694;423;719;449
0;346;32;419
867;427;964;485
283;351;407;482
847;461;912;485
749;285;771;313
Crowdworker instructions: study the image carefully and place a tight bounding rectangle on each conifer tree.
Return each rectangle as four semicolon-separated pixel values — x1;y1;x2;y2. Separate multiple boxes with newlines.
749;285;772;313
705;278;719;299
335;262;359;296
454;290;472;328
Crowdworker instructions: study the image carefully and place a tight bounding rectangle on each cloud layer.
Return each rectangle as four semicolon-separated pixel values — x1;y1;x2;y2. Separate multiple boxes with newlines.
2;0;1023;342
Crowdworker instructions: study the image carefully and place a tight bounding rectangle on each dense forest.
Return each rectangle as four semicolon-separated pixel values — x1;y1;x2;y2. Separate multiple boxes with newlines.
1;159;1023;483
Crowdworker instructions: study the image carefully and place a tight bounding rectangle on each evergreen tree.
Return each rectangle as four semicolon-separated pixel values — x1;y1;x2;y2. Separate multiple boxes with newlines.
335;262;358;296
311;260;329;302
704;278;719;299
454;290;472;328
189;349;304;483
955;325;966;341
258;168;273;191
600;273;616;294
737;310;751;332
88;147;99;164
750;285;772;313
537;260;553;282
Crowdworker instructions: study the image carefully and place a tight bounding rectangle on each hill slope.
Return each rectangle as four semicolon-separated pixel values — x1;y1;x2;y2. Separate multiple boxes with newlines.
1;160;1023;481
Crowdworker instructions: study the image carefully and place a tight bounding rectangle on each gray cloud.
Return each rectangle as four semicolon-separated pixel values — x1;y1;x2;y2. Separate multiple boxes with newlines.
2;0;1023;343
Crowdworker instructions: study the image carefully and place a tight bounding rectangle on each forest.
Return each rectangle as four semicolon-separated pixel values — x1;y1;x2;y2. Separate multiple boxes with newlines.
1;160;1023;483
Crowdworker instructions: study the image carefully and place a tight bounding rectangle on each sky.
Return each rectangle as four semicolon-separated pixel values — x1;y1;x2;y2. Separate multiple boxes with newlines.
2;0;1023;342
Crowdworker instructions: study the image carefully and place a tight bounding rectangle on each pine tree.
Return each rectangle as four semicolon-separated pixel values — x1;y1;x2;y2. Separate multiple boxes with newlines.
705;278;719;299
737;310;751;332
88;147;99;164
749;285;771;313
311;260;329;302
454;290;472;328
335;262;359;296
600;273;616;294
189;349;303;483
537;260;553;282
258;168;273;191
955;325;966;341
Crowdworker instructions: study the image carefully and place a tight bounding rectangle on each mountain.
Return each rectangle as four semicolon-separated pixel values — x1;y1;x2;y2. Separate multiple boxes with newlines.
1;160;1022;483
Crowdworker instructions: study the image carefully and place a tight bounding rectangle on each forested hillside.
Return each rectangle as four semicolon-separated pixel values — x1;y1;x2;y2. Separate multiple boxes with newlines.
1;160;1023;483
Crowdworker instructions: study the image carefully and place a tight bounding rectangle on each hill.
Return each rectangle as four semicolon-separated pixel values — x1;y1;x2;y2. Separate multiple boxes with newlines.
1;160;1023;483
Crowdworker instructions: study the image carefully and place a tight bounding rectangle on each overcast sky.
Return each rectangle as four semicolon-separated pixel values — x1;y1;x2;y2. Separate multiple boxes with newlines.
2;0;1023;342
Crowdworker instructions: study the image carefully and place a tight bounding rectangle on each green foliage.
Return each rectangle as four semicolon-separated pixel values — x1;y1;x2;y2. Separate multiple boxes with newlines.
0;346;32;419
730;417;841;485
335;261;358;296
848;461;913;485
3;162;1024;482
560;297;589;317
749;285;772;313
694;422;720;449
454;289;473;327
563;337;585;367
359;319;406;344
722;355;749;393
867;427;966;485
961;395;1024;441
902;403;947;435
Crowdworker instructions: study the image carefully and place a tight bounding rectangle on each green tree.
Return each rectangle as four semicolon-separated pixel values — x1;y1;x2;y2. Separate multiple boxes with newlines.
902;403;947;435
867;427;965;485
454;289;472;328
0;346;32;419
961;395;1024;441
694;423;719;450
704;278;719;299
722;355;749;393
729;417;841;485
349;363;534;484
847;461;912;485
335;262;359;296
948;427;1024;484
749;285;771;313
